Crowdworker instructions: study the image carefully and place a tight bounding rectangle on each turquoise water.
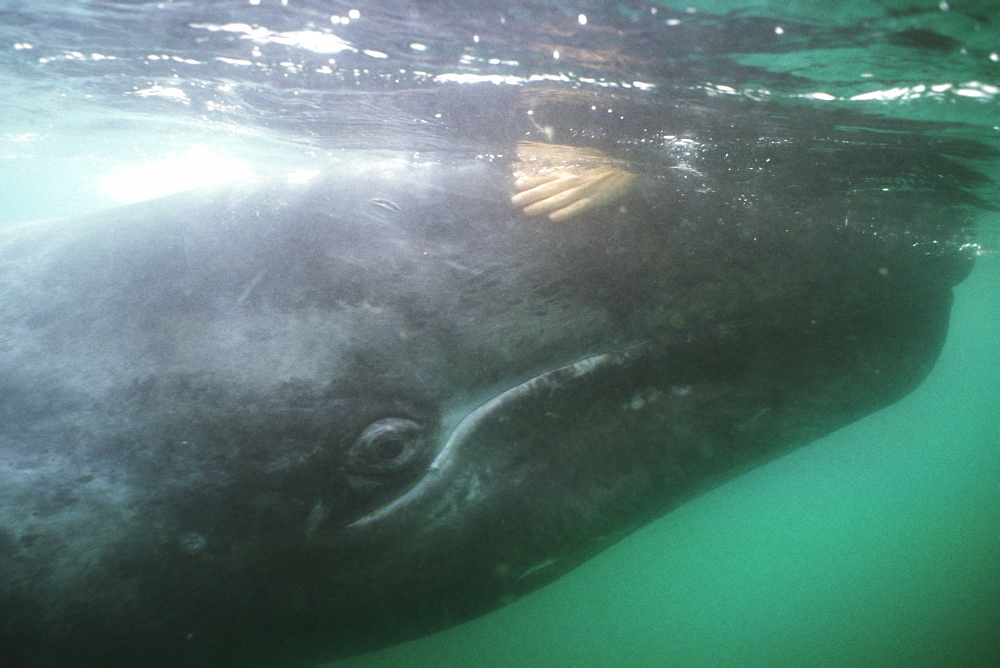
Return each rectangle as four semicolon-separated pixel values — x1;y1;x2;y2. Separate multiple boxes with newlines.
1;1;997;665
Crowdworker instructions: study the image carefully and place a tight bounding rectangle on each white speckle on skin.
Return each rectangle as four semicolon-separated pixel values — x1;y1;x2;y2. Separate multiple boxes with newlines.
626;388;666;411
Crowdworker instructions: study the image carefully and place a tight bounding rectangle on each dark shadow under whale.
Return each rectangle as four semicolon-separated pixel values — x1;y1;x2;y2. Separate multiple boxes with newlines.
0;114;989;665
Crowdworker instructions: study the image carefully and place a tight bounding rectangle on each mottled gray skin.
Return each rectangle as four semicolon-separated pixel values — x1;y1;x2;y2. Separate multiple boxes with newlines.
0;153;974;666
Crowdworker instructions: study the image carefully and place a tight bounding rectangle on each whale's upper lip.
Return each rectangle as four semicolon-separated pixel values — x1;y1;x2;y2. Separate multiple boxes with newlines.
347;340;651;528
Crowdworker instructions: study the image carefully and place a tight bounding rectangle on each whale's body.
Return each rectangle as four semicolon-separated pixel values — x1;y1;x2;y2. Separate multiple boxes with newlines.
0;152;977;665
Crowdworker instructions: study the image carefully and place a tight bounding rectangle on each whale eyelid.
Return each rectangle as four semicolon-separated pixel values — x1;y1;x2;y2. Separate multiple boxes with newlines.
368;198;402;213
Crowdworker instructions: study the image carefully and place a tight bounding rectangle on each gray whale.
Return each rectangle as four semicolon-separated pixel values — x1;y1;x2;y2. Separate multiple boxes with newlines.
0;152;978;665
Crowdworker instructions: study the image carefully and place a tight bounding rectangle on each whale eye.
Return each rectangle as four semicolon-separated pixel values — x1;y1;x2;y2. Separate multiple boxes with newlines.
350;418;425;474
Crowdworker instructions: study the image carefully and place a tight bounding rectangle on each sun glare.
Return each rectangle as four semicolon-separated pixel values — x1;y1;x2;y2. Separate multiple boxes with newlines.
101;145;255;203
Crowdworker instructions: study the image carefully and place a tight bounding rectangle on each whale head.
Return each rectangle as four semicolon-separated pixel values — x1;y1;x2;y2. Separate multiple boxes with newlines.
0;154;976;665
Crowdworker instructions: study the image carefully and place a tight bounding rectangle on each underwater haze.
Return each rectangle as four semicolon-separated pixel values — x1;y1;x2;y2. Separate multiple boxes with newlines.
1;0;997;666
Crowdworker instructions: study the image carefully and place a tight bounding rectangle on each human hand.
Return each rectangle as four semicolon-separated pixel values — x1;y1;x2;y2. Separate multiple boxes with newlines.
511;141;639;222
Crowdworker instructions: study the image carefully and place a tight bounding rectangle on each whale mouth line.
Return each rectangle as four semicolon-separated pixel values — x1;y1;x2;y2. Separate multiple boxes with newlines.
347;340;652;528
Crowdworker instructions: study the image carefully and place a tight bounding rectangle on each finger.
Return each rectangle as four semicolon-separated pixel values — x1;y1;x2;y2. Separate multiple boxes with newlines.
512;174;559;192
511;174;585;207
548;196;596;222
581;170;638;207
521;183;588;216
588;172;633;207
548;171;640;221
516;170;619;217
514;167;614;196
